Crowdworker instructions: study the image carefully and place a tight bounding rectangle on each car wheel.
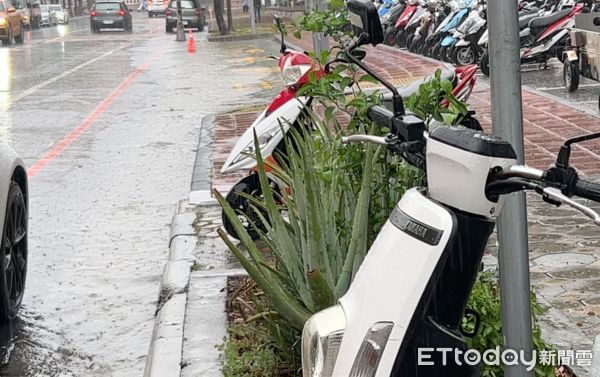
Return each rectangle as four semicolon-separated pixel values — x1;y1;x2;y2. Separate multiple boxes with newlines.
3;26;12;46
0;181;28;324
564;60;580;92
14;23;24;44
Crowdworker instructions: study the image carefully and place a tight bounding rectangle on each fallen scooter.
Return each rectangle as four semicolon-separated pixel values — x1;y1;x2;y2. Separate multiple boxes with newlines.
301;1;600;376
220;16;480;240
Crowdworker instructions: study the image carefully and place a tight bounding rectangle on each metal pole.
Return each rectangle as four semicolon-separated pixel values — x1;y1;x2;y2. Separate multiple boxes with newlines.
175;0;186;41
488;1;533;376
311;0;328;55
248;0;255;35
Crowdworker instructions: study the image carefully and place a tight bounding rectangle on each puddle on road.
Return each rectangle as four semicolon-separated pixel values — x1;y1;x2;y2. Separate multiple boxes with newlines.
0;310;105;377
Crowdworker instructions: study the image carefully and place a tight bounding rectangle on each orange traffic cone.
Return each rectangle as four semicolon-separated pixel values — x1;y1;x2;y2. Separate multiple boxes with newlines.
187;29;196;54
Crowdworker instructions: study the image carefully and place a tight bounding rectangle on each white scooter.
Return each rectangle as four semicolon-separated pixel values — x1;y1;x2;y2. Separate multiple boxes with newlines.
301;1;600;376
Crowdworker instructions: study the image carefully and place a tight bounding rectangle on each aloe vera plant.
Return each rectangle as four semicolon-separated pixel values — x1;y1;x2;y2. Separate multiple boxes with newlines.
216;115;381;330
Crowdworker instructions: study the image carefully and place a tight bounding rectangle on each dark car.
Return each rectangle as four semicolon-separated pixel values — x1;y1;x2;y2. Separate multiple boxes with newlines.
90;1;133;33
165;0;204;33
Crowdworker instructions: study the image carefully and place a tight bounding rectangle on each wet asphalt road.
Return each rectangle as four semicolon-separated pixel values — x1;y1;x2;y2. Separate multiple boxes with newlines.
0;13;279;377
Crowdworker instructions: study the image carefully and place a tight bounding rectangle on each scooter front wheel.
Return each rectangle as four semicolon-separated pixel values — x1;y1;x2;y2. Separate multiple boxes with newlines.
222;174;270;241
396;30;408;48
453;46;478;66
384;26;397;46
563;59;580;93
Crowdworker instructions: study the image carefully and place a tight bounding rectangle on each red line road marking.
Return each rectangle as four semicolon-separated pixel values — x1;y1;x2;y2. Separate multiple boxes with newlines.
27;50;162;179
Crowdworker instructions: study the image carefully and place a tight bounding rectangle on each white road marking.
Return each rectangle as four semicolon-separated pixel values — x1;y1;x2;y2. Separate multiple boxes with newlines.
537;83;600;91
9;44;127;106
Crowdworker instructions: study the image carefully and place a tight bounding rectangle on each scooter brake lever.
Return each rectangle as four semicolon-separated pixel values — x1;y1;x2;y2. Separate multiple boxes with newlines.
266;55;279;60
542;187;600;225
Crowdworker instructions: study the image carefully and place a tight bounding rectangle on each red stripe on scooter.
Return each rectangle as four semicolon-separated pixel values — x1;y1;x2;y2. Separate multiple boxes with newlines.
27;51;161;179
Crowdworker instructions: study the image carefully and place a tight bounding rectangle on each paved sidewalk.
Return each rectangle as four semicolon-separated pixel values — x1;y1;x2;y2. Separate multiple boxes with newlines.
147;36;599;377
205;43;599;375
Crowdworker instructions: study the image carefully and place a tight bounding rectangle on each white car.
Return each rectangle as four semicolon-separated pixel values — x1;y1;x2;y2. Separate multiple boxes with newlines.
49;4;68;24
0;143;28;324
40;4;58;27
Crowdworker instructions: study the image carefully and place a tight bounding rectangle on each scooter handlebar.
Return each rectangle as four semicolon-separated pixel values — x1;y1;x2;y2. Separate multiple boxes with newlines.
367;105;395;130
573;179;600;203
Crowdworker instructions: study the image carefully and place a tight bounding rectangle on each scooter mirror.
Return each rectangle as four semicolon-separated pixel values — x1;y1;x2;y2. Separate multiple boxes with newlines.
347;0;384;46
273;15;286;53
273;14;282;29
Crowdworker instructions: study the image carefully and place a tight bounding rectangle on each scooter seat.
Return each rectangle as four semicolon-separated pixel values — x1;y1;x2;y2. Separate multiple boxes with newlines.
381;68;455;102
528;8;571;29
519;13;539;29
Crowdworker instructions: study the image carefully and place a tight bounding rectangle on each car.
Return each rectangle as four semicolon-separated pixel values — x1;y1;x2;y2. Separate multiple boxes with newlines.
165;0;204;33
12;0;30;30
90;1;132;33
0;142;28;325
147;0;166;17
0;0;25;45
39;4;57;27
49;4;68;24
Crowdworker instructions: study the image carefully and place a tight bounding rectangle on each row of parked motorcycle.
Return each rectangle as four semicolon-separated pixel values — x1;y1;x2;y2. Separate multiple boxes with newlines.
377;0;600;75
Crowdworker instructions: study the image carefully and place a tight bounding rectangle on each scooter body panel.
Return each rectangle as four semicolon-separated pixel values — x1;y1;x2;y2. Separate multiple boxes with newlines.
395;4;418;29
521;27;569;60
333;189;456;376
441;34;456;47
220;96;309;173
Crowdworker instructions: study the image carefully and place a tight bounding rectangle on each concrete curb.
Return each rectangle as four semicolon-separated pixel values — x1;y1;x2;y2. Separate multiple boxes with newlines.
143;202;197;377
208;32;272;42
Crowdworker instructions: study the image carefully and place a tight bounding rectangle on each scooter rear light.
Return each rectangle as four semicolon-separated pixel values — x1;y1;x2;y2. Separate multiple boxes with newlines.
349;322;394;377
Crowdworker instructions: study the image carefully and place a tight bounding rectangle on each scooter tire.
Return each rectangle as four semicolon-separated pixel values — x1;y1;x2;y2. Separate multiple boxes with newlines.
564;60;580;93
480;50;490;77
453;45;478;66
384;26;397;46
222;174;271;241
396;30;407;48
432;44;442;60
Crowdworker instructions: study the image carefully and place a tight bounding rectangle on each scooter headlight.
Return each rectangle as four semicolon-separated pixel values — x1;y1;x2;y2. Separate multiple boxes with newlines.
282;64;312;86
302;306;346;377
230;126;283;166
349;322;394;377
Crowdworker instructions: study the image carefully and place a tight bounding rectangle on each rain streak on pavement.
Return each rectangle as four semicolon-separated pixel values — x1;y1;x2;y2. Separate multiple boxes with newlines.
0;14;279;377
